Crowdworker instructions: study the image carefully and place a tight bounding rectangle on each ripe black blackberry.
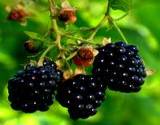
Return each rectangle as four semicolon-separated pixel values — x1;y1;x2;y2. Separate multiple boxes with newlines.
8;59;63;113
92;41;146;93
56;74;107;120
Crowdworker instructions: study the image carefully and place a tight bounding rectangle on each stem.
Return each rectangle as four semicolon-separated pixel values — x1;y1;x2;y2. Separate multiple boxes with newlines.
38;0;62;65
38;45;54;65
48;0;73;73
114;12;129;21
62;33;90;43
27;51;43;59
61;32;101;46
105;0;110;16
87;16;108;41
65;59;73;74
48;0;62;49
108;17;128;43
40;45;54;59
105;0;128;43
66;51;77;61
87;0;110;41
56;33;62;49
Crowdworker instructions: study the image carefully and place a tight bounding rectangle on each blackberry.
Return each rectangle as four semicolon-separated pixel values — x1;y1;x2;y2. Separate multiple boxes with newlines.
56;74;107;120
92;41;146;93
8;59;63;113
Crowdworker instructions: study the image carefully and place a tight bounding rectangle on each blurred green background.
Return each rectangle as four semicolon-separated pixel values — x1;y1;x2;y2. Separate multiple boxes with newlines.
0;0;160;125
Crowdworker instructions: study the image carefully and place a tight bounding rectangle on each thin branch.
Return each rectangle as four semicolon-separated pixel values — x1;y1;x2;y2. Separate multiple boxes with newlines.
38;45;55;65
87;0;110;41
111;18;128;43
62;33;89;42
114;12;129;21
87;16;108;41
38;0;62;65
66;51;77;61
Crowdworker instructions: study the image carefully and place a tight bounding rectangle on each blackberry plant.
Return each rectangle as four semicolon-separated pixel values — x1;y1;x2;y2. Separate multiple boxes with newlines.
6;0;148;120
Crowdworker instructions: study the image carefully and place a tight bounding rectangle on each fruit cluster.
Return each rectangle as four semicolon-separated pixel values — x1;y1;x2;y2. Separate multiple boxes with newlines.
6;0;147;120
8;41;147;119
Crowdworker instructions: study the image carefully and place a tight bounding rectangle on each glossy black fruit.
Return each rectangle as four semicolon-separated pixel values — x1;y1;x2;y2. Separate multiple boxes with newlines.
8;59;63;113
56;74;107;120
92;41;146;92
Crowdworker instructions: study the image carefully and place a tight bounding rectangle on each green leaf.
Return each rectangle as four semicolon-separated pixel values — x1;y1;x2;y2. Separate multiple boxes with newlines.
109;0;131;12
24;31;44;41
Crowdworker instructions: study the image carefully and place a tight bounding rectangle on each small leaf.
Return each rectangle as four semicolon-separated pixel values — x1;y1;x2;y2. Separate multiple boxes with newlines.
109;0;131;12
24;31;43;41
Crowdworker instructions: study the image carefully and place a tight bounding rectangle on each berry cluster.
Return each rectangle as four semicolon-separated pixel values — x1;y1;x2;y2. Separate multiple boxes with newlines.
8;41;147;119
6;0;148;121
8;59;63;113
93;41;146;92
56;74;107;120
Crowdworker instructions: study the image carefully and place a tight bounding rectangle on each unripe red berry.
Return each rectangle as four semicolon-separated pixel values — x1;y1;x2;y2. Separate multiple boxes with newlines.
73;47;94;67
58;8;77;23
24;40;42;54
8;8;27;22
